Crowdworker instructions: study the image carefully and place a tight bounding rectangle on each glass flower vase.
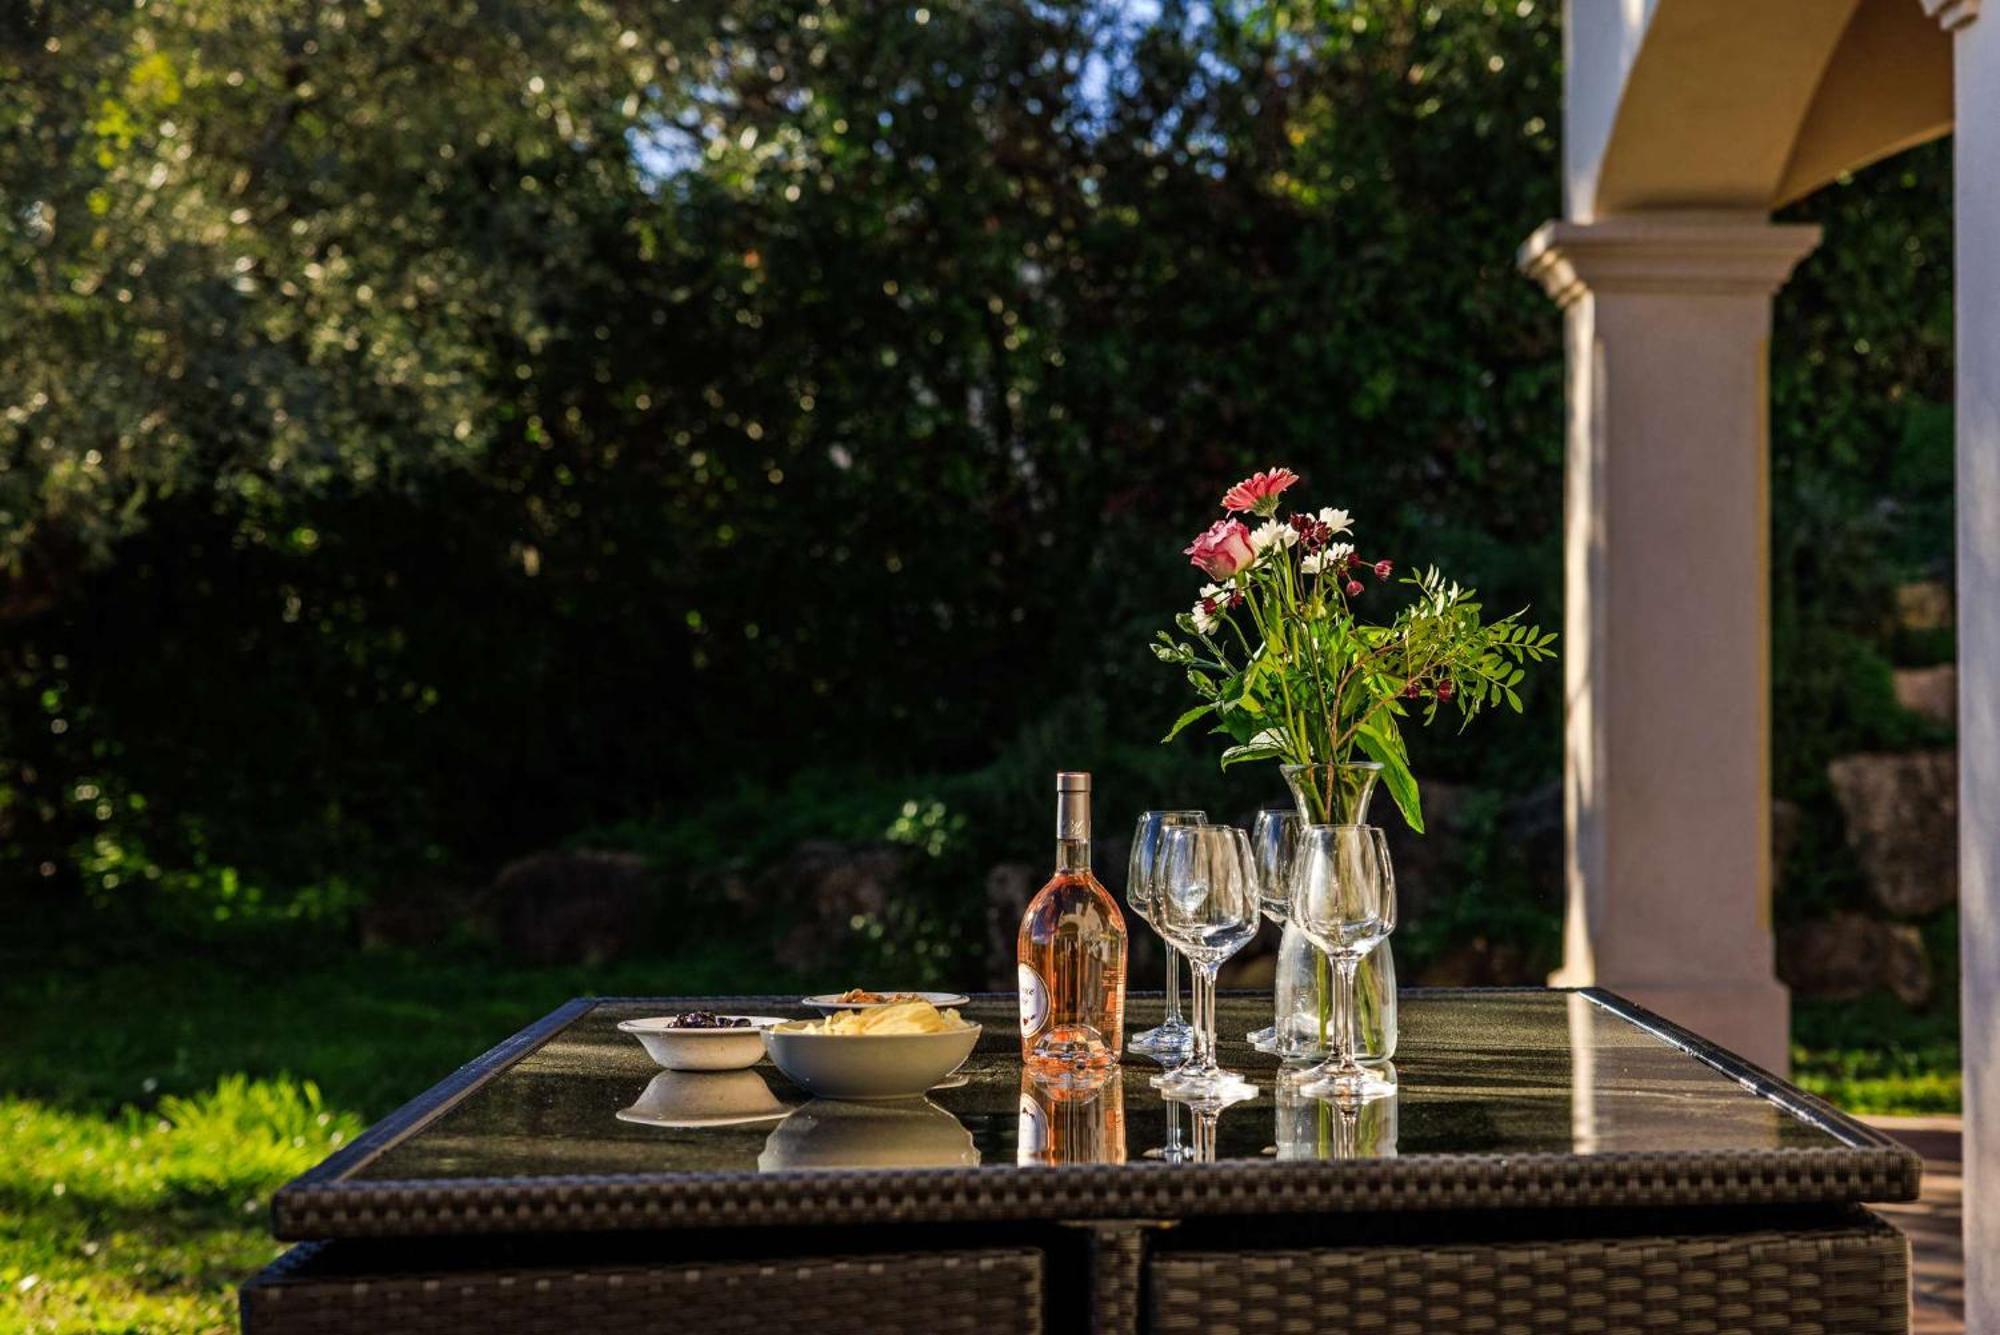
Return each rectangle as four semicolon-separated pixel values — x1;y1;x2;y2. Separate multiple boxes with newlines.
1275;759;1397;1067
1281;760;1382;826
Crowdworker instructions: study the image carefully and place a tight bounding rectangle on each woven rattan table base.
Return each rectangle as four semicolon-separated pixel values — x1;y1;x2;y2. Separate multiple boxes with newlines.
241;1243;1043;1335
1150;1212;1909;1335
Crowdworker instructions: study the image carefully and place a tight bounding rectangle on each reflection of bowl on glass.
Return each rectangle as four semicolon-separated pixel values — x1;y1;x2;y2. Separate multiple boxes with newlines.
758;1097;980;1171
616;1069;794;1129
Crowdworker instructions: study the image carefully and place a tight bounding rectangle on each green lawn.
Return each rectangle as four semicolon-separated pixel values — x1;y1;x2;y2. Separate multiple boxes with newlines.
1791;993;1963;1115
0;954;1960;1333
0;948;797;1334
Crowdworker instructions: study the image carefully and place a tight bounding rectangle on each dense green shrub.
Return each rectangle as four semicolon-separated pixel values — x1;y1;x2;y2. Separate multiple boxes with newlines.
0;1;1955;976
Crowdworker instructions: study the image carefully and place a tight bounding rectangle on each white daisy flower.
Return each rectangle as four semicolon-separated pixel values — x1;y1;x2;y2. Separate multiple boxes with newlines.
1317;507;1353;535
1300;542;1354;575
1249;519;1296;555
1190;598;1221;635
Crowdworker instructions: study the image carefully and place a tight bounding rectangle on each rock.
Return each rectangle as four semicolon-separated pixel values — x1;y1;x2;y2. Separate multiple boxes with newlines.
1826;751;1958;917
1892;665;1957;726
757;841;909;974
1777;911;1932;1006
491;849;654;965
1895;580;1953;632
1417;936;1533;987
984;862;1038;989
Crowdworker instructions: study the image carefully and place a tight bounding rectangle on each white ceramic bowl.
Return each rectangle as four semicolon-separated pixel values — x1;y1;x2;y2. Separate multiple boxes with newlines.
617;1069;794;1129
762;1023;981;1101
800;991;971;1015
758;1097;979;1170
617;1015;787;1072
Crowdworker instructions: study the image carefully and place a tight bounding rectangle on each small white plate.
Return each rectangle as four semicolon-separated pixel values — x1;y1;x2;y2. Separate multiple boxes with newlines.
801;991;972;1015
618;1015;789;1072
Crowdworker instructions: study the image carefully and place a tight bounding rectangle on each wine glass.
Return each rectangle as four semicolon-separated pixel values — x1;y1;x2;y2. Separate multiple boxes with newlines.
1149;823;1261;1100
1246;807;1300;1051
1126;810;1206;1063
1288;824;1397;1102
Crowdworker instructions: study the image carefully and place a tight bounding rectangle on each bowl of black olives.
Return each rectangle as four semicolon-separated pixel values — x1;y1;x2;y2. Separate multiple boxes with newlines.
617;1011;788;1071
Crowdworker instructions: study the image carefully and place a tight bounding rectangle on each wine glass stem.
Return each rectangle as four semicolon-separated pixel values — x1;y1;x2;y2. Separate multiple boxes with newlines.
1192;963;1217;1073
1335;954;1362;1076
1165;945;1184;1025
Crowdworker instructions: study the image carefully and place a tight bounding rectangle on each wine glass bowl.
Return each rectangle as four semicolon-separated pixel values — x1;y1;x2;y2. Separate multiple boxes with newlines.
1246;807;1301;1052
1250;807;1300;925
1289;825;1395;954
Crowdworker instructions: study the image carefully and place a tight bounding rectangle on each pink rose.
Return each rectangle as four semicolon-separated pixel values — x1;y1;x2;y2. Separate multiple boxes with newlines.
1185;520;1256;579
1220;467;1301;517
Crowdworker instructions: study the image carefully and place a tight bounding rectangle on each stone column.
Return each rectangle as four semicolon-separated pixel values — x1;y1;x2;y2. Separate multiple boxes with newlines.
1519;214;1819;1074
1942;2;1997;1325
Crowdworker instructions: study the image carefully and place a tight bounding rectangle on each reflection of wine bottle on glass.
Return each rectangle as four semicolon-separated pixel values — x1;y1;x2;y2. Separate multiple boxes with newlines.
1017;1067;1127;1165
1018;772;1128;1085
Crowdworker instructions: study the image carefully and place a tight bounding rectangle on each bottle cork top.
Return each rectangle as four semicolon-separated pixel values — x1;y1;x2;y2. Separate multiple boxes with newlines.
1056;771;1091;792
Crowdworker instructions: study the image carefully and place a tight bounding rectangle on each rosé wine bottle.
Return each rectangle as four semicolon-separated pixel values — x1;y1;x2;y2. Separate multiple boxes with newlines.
1018;772;1128;1082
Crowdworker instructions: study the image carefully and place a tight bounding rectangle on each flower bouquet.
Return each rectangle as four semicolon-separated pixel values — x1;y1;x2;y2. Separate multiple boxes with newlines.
1157;467;1555;830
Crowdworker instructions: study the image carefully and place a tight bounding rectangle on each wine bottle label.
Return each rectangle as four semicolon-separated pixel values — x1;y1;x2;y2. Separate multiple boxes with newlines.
1017;962;1050;1037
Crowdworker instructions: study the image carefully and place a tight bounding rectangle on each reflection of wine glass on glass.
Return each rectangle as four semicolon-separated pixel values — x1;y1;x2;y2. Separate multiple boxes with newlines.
1017;1067;1127;1165
1147;1093;1192;1163
1150;824;1261;1101
1161;1081;1257;1163
1246;807;1300;1052
1126;810;1207;1064
1273;1065;1399;1161
1289;825;1398;1102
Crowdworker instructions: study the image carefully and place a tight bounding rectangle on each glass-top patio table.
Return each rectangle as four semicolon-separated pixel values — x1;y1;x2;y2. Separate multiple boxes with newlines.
243;989;1921;1334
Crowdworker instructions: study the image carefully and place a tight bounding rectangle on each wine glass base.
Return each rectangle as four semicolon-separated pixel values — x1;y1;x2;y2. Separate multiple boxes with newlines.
1297;1064;1397;1103
1245;1024;1279;1053
1130;1019;1197;1064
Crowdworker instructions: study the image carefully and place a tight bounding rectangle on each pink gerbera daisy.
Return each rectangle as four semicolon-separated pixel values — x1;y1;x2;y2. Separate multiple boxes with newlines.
1220;468;1301;517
